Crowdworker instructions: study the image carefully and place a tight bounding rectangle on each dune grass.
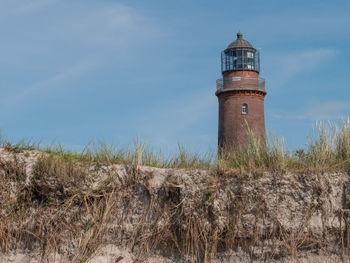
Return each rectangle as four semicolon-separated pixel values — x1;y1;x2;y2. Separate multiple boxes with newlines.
1;119;350;173
0;119;350;262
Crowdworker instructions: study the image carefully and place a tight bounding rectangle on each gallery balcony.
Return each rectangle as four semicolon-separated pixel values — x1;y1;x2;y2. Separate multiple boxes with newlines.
216;76;266;95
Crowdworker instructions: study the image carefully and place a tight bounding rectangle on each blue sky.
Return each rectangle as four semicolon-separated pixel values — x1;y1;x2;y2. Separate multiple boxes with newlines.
1;0;350;154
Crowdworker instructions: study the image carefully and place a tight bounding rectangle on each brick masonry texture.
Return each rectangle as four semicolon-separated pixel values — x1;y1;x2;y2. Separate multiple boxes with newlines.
223;71;259;91
217;71;266;148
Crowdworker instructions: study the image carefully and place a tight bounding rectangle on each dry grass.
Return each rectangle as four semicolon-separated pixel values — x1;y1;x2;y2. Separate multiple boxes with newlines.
1;119;349;173
0;153;121;262
0;153;347;262
0;120;350;262
217;119;350;173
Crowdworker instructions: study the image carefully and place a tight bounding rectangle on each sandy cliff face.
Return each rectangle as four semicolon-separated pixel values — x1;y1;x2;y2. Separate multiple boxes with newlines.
0;148;349;262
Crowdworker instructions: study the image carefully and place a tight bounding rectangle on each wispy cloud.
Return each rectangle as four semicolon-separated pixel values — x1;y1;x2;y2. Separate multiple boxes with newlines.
138;89;216;136
128;89;217;152
0;2;163;68
14;0;57;14
0;2;163;110
0;57;99;112
264;48;338;89
241;4;350;42
278;49;337;76
271;100;350;121
60;3;162;48
0;0;57;16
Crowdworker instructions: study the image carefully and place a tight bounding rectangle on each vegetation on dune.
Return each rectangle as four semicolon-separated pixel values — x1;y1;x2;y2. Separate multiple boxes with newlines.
1;119;350;173
0;120;350;262
219;119;350;173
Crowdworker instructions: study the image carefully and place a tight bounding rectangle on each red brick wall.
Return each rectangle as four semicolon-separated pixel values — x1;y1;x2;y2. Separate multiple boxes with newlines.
222;71;259;91
217;90;266;148
223;70;259;78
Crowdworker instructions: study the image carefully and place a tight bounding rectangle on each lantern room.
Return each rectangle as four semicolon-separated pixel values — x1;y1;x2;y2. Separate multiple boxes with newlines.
221;32;260;73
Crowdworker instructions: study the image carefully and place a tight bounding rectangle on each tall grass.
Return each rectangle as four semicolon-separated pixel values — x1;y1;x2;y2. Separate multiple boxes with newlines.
216;119;350;173
216;128;290;172
305;119;350;171
1;119;350;172
1;120;350;262
307;121;336;169
336;118;350;161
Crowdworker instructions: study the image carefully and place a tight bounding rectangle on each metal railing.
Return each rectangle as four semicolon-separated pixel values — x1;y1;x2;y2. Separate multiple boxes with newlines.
216;76;266;93
221;49;260;73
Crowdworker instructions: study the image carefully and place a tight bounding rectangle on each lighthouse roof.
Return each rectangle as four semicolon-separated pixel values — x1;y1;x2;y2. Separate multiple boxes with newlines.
226;32;254;49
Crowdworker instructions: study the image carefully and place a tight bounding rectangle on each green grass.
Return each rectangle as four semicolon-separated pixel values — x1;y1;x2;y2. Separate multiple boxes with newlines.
1;119;350;262
1;118;350;173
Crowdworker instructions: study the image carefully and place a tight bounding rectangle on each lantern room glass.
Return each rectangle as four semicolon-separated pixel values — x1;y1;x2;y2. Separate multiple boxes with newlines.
221;48;260;73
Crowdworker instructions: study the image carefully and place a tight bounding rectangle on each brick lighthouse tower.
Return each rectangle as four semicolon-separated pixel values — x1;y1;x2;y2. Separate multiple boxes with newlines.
216;32;266;148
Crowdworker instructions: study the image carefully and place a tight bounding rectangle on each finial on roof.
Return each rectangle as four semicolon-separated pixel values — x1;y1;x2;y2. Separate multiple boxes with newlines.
237;32;243;39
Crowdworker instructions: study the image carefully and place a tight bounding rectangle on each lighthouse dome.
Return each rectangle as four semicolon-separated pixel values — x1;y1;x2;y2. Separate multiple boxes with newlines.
221;32;260;73
226;32;254;50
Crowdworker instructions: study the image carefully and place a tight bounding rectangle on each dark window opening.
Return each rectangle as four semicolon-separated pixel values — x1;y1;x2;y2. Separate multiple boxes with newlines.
242;103;248;114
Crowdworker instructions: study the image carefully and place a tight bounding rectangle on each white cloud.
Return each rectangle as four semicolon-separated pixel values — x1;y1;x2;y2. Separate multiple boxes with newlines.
139;89;216;136
0;2;163;109
278;49;337;76
59;3;162;48
0;0;57;16
263;48;338;90
14;0;57;14
239;5;350;42
127;88;217;153
304;100;350;120
0;57;99;112
268;48;337;75
271;100;350;121
0;2;162;64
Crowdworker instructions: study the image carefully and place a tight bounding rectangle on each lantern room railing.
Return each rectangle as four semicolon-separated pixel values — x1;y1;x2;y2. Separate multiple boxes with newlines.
216;76;266;94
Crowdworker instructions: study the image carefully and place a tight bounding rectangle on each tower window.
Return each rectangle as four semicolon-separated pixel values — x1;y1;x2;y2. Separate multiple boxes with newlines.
247;51;254;58
242;103;248;114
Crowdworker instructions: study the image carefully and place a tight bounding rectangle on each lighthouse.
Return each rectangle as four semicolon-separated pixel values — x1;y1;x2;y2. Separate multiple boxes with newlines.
216;32;266;148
